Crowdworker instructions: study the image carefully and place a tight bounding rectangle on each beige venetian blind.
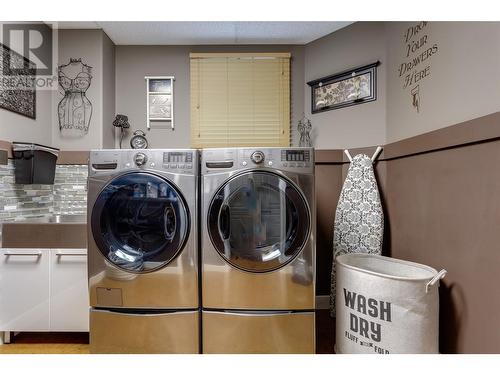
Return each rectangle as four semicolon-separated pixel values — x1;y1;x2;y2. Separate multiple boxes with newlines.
190;53;290;148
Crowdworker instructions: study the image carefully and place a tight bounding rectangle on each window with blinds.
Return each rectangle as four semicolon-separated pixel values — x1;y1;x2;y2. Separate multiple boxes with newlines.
190;53;291;148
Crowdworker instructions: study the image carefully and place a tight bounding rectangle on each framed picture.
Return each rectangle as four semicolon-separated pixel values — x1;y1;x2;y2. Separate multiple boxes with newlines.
0;43;36;119
307;61;379;113
145;76;174;130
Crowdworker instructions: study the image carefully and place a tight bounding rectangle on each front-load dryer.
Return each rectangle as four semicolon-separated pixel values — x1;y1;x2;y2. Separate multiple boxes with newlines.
201;147;316;353
87;149;199;353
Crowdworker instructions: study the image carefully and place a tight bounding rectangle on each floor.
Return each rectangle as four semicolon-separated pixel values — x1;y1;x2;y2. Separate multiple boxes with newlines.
0;332;90;354
0;311;335;354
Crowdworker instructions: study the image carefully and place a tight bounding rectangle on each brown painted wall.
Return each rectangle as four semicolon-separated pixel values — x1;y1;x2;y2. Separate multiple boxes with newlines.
385;139;500;354
315;112;500;353
314;154;343;295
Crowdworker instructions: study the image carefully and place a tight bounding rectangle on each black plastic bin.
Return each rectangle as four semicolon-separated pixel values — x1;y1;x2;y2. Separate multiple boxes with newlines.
12;142;59;184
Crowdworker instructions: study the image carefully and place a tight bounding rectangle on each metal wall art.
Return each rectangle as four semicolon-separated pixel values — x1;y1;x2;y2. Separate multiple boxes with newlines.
0;43;36;119
58;58;93;137
307;61;379;113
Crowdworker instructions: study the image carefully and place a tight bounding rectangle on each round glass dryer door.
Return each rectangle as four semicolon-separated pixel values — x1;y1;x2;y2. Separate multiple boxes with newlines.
207;170;310;273
91;172;190;273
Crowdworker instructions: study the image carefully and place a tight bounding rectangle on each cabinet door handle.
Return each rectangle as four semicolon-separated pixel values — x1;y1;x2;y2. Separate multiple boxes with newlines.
56;252;87;256
3;251;42;256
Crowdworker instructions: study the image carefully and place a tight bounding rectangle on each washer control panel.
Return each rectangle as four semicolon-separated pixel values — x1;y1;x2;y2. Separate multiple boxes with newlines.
89;149;198;176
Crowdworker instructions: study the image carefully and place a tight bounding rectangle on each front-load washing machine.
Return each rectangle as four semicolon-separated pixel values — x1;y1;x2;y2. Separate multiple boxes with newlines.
87;149;199;353
201;147;315;353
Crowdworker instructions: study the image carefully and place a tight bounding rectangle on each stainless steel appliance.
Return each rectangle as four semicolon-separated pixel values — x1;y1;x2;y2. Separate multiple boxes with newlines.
201;147;315;353
87;149;199;353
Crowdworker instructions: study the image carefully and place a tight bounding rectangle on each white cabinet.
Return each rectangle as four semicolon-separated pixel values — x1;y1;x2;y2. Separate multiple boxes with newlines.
50;249;89;331
0;248;89;334
0;249;50;331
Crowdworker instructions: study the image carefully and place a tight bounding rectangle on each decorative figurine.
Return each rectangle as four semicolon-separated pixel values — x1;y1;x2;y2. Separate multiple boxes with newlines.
113;114;131;149
297;114;313;147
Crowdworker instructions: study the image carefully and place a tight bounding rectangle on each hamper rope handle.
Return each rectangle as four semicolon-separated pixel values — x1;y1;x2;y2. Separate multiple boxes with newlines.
425;269;447;293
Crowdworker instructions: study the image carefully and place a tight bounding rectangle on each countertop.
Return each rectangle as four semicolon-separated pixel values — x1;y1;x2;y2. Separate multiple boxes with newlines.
1;215;87;249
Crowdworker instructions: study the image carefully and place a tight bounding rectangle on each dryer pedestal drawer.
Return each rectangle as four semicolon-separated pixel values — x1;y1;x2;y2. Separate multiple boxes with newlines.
90;309;199;354
202;310;315;354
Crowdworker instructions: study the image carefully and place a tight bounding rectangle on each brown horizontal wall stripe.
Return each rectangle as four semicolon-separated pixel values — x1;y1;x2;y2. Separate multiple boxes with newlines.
314;150;344;164
315;147;385;164
384;112;500;160
314;111;500;163
57;151;90;165
0;149;7;165
0;139;12;158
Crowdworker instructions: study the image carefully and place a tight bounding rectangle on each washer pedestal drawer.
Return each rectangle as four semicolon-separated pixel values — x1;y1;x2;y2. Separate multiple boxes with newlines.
202;310;315;354
90;308;199;354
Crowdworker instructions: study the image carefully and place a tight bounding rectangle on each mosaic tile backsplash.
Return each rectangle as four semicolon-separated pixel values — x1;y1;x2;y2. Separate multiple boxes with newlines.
0;161;87;223
53;164;88;215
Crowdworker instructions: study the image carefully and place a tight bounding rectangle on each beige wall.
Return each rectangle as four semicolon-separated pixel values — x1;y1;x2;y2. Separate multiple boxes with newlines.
386;21;500;142
53;29;103;150
51;29;116;151
4;22;500;152
303;21;500;147
0;23;53;145
304;22;387;149
0;28;115;151
102;32;116;149
115;45;305;149
0;88;53;146
115;45;190;149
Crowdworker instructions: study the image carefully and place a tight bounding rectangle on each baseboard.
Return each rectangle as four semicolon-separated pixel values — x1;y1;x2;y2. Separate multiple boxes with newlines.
315;295;330;310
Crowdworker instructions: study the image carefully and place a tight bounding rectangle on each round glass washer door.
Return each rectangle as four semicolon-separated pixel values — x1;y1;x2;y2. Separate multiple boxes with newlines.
207;170;311;273
91;172;190;273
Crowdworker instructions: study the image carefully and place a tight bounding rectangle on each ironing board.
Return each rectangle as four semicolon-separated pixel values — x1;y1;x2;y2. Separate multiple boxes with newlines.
330;151;384;317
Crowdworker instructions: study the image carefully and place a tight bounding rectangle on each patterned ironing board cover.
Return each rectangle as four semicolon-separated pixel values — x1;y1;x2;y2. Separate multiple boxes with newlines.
330;153;384;316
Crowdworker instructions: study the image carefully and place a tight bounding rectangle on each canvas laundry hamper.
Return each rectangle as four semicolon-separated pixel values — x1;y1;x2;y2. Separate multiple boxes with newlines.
335;254;446;354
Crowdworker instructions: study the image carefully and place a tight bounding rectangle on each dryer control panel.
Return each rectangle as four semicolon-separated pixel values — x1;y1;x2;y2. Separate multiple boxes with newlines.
202;147;314;175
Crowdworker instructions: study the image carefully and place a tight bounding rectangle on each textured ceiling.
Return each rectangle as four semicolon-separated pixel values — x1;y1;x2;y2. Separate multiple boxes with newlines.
55;21;352;45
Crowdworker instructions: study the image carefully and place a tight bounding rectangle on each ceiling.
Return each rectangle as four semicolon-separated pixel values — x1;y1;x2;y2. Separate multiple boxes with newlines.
54;21;352;45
